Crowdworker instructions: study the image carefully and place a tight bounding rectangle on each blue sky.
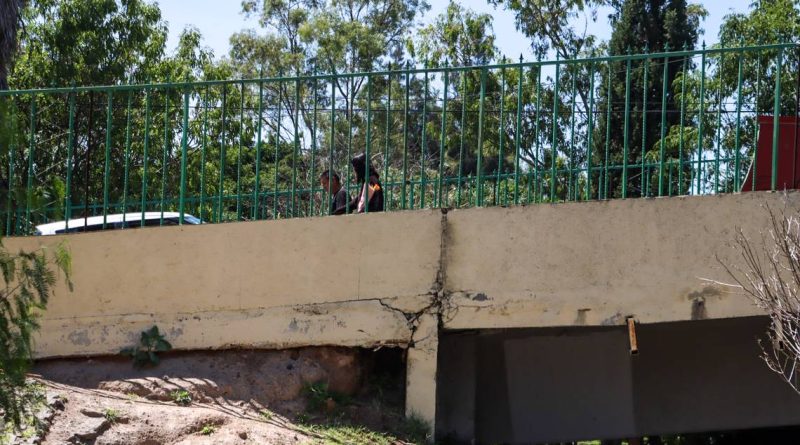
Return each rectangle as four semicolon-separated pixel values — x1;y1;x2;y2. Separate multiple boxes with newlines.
157;0;755;63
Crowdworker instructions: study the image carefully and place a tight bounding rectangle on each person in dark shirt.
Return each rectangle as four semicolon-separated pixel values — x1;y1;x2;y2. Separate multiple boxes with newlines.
347;153;384;213
319;170;350;215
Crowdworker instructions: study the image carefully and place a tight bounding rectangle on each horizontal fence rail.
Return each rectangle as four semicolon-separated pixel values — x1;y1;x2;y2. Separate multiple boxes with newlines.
0;43;798;235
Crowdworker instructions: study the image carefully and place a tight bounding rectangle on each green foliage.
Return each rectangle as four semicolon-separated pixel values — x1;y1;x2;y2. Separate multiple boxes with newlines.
170;389;191;406
102;408;120;424
120;325;172;368
0;240;71;428
303;382;350;413
199;423;216;435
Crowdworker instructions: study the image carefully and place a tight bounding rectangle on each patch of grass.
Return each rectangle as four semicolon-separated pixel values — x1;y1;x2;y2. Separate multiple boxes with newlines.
303;382;350;413
199;424;217;435
301;422;404;445
259;409;274;421
102;408;121;424
400;413;432;444
170;390;192;406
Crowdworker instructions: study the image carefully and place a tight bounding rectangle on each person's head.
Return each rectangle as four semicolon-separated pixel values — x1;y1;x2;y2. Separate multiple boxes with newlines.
351;153;378;184
319;170;341;193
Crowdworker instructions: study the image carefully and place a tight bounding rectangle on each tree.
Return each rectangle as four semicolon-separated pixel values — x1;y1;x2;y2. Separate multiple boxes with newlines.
721;203;800;394
488;0;606;60
0;0;24;90
593;0;705;198
0;243;71;426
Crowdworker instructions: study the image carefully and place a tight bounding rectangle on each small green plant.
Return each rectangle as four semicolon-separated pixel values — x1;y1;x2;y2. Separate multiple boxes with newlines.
102;408;120;424
120;326;172;368
303;382;350;412
170;390;192;406
295;412;310;424
259;409;274;421
401;413;432;444
199;424;217;435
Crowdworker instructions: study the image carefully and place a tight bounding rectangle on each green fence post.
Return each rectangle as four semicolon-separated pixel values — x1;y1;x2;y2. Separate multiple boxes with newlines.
622;50;632;199
658;48;669;196
122;88;133;222
402;61;410;210
102;91;112;229
551;58;561;201
24;96;36;232
734;46;744;191
141;89;151;227
253;69;264;220
179;79;190;224
771;46;784;191
476;67;487;207
514;55;523;205
200;86;209;222
65;90;76;228
438;60;449;207
696;42;706;195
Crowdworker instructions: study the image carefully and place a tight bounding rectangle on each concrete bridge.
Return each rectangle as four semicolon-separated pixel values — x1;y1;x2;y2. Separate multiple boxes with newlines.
9;191;800;443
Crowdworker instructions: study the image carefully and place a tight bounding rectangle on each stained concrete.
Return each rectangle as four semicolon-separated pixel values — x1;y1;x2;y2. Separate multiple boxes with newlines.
6;191;800;436
437;317;800;444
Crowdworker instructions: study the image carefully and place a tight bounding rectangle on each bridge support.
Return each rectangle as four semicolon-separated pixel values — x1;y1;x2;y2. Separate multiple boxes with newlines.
405;311;439;439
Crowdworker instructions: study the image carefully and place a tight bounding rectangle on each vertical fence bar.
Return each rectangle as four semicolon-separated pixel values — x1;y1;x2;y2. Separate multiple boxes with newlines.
771;47;784;191
311;69;318;216
102;91;112;229
292;75;300;217
384;65;392;209
220;84;228;222
328;76;335;216
122;89;132;222
622;54;632;199
734;48;744;191
65;91;76;227
438;62;449;207
141;90;151;227
457;72;466;207
237;81;245;220
568;63;577;200
420;68;429;209
253;73;264;220
696;44;706;195
678;54;688;195
200;87;209;222
752;49;761;192
496;64;506;205
25;96;36;231
714;49;724;193
533;62;542;202
346;77;354;212
586;61;596;200
6;97;16;235
640;56;649;197
179;81;190;224
604;64;612;199
476;67;487;207
658;52;669;196
160;85;170;225
402;62;410;209
273;81;281;218
551;59;560;201
514;56;523;205
365;74;373;214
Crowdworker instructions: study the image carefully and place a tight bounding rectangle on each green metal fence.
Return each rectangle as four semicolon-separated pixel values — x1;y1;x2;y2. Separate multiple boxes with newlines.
0;43;798;235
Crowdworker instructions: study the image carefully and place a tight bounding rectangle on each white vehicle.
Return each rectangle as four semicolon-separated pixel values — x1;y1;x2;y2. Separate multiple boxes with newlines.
35;212;202;235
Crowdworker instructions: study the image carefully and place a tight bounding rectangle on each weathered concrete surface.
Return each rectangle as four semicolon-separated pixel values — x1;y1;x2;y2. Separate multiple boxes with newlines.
444;191;795;330
7;191;796;436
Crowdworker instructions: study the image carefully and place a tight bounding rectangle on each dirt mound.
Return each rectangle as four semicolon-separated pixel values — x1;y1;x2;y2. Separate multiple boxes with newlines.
21;347;418;445
34;347;364;419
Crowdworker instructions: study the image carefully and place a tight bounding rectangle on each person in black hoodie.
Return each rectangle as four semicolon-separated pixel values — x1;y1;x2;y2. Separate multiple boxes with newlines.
348;153;384;213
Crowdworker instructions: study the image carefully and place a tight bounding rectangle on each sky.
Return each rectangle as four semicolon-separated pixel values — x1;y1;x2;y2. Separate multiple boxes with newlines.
157;0;756;63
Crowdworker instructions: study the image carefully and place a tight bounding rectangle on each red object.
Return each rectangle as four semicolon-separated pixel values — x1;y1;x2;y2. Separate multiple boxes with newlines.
741;116;800;191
